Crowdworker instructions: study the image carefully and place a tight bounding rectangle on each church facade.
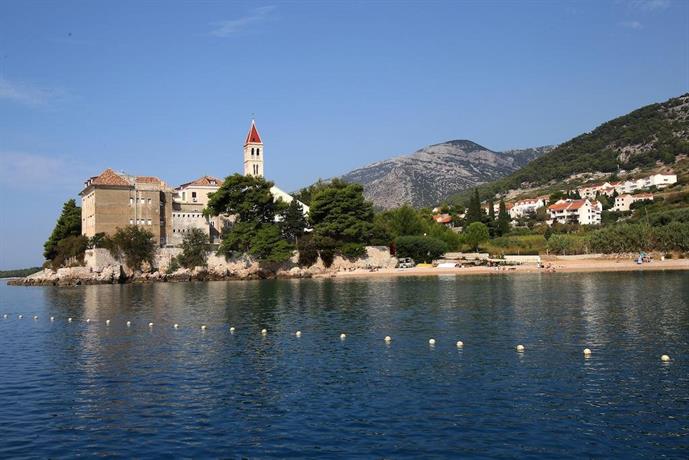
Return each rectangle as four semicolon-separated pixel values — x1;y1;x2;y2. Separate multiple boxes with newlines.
80;120;308;247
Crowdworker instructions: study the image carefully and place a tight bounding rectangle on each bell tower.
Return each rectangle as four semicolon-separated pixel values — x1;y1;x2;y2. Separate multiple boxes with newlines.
243;120;264;177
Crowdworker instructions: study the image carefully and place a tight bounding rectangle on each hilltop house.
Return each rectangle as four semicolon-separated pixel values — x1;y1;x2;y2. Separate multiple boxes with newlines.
80;120;308;247
578;173;676;198
612;193;654;212
547;199;602;225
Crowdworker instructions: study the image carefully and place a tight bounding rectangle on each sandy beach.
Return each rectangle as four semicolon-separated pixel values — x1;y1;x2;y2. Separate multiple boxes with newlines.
331;257;689;279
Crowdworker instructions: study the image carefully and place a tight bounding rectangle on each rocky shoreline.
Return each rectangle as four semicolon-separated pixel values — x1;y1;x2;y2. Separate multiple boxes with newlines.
7;246;398;287
6;265;318;287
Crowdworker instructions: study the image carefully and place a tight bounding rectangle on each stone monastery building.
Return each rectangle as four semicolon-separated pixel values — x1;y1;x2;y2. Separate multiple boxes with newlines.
80;121;307;247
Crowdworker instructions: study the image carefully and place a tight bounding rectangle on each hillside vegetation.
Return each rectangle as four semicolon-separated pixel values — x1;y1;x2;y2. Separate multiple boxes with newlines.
451;93;689;204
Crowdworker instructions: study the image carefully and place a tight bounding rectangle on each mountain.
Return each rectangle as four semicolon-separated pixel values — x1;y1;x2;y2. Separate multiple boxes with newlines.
450;93;689;204
338;140;553;209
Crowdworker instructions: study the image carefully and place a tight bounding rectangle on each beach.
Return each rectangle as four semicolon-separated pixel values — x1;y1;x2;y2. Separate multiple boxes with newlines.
333;257;689;278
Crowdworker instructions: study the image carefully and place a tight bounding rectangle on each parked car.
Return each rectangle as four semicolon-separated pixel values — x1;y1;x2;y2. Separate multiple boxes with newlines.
397;257;415;269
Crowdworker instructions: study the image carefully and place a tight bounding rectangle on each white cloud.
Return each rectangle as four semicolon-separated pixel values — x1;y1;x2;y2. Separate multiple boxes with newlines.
620;20;644;29
0;77;63;107
210;6;276;37
628;0;671;11
0;152;87;191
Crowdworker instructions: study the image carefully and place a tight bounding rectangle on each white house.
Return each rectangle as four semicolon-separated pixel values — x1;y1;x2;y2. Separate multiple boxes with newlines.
547;199;602;225
578;173;676;198
612;193;654;212
509;197;547;219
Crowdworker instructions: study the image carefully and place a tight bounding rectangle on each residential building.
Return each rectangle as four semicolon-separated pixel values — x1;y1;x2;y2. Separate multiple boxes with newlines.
578;173;677;198
433;214;453;227
80;169;173;245
482;201;512;216
612;193;654;212
509;197;547;219
171;176;230;245
547;199;602;225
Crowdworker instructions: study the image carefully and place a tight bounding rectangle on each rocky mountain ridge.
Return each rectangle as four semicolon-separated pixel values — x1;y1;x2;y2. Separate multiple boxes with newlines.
339;140;553;209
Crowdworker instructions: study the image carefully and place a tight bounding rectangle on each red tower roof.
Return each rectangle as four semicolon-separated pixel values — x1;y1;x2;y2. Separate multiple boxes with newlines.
244;120;263;145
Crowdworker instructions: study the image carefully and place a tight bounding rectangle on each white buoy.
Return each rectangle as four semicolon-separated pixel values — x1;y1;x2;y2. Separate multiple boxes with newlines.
516;344;525;352
50;316;54;322
229;327;235;333
261;328;267;335
86;318;91;323
126;321;131;327
105;319;110;326
68;317;73;322
201;325;207;331
18;314;23;319
173;323;179;329
2;314;7;319
33;315;38;320
295;331;302;337
429;338;436;346
583;348;592;356
456;340;464;348
661;354;671;362
384;335;392;343
340;333;346;340
148;322;154;328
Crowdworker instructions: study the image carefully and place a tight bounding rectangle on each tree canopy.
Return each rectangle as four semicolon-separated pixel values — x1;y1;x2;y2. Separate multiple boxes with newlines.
207;174;295;264
464;222;490;251
44;199;82;261
309;181;375;259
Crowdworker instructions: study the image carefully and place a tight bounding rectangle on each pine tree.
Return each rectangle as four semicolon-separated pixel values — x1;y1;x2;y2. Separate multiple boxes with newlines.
44;199;82;261
281;199;307;243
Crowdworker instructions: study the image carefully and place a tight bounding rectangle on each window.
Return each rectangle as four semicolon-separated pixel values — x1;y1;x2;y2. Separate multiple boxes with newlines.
147;198;152;204
147;219;152;225
256;148;260;157
130;219;134;225
129;197;134;205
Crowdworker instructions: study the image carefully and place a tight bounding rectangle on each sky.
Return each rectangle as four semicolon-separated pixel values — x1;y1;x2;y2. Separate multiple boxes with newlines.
1;0;688;269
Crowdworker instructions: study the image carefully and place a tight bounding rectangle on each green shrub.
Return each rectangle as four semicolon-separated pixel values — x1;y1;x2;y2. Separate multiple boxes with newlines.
340;242;366;259
395;235;449;263
166;257;180;274
546;234;590;255
108;226;156;271
178;228;211;268
589;224;652;253
51;235;89;269
297;234;319;267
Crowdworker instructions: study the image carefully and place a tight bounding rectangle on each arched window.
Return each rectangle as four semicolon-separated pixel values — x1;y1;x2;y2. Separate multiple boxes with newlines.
251;148;255;156
256;148;260;157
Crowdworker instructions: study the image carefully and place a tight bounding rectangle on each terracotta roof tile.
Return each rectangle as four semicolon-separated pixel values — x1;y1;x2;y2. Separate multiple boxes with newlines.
135;176;162;184
433;214;452;224
89;168;131;186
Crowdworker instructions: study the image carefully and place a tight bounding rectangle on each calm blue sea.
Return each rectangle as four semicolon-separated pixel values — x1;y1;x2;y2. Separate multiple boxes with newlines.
1;272;688;458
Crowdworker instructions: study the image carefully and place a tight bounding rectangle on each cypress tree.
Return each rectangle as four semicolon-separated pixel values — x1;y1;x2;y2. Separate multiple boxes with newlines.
496;200;510;236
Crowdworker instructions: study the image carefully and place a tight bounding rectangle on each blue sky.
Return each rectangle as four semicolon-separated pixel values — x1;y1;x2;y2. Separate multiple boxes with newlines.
1;0;688;269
